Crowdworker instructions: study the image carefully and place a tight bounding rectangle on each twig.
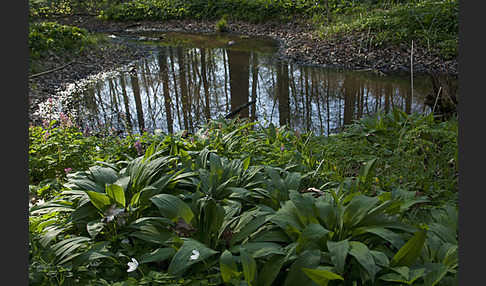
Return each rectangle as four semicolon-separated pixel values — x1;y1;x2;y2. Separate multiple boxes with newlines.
224;101;256;119
410;40;414;102
29;61;76;79
432;86;442;113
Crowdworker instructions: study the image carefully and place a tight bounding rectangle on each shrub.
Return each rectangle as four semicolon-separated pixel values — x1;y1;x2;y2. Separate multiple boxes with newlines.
215;14;229;32
29;22;95;60
29;112;458;285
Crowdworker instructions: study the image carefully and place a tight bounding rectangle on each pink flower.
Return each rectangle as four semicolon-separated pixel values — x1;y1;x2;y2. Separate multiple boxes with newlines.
64;168;72;174
280;144;285;152
42;119;50;129
134;140;143;155
59;112;73;128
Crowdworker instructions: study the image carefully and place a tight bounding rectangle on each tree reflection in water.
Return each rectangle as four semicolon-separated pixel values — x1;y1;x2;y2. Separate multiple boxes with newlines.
72;33;438;136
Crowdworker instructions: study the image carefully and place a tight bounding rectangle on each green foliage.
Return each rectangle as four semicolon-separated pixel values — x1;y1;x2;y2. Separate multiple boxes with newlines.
28;119;165;200
29;111;458;285
29;0;118;18
215;14;229;32
29;22;96;60
99;0;318;23
318;0;459;59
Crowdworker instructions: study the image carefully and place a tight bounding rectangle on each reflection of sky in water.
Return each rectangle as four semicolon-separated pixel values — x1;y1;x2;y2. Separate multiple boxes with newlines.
67;34;435;136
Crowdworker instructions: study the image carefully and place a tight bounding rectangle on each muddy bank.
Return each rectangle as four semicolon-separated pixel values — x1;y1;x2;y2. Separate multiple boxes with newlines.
28;34;153;124
56;16;457;75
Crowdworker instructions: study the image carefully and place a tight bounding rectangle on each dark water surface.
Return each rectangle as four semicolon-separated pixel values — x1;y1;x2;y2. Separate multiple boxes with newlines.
67;32;444;135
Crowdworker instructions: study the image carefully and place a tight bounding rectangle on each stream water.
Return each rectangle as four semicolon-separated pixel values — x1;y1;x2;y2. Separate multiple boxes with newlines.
52;32;448;135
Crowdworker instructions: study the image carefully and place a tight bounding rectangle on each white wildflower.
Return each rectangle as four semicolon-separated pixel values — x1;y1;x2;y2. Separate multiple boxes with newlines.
154;129;163;136
95;146;101;152
190;249;200;261
104;205;125;223
127;258;138;272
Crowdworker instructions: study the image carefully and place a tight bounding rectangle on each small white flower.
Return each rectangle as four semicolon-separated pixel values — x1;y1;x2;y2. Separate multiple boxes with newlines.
95;146;101;151
104;205;125;222
190;249;200;261
127;258;138;272
154;129;163;136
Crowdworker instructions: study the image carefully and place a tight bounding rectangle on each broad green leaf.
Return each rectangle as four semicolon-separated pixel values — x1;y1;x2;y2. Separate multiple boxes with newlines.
390;229;427;267
85;191;111;212
86;220;105;239
284;250;321;286
315;201;337;230
343;195;379;228
199;199;225;245
296;223;330;253
352;226;405;249
242;156;251;171
257;254;286;286
130;191;141;207
128;216;173;229
271;200;304;234
105;184;125;207
39;225;64;247
238;242;284;258
301;267;344;286
52;236;91;264
327;239;350;274
240;248;257;286
168;238;218;276
150;194;194;223
285;172;302;191
231;210;268;245
290;190;317;225
379;272;409;283
409;267;427;284
391;266;411;280
252;228;290;243
143;142;156;160
423;262;449;286
71;241;115;266
349;241;378;282
360;158;378;183
130;225;173;245
140;248;176;264
220;250;239;283
370;250;390;268
89;166;119;186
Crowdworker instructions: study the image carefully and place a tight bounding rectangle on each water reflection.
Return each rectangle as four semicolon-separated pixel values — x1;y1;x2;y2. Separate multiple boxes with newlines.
73;32;437;135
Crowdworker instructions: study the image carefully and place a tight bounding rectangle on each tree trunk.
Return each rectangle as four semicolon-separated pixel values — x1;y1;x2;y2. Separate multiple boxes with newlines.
158;47;174;133
227;49;250;119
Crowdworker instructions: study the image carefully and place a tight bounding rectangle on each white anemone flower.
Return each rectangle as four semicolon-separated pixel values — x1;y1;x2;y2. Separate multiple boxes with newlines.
190;249;200;261
127;258;139;272
154;129;163;136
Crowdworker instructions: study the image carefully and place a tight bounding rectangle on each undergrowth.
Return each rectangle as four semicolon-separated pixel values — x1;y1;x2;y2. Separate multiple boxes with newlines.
317;0;458;59
28;110;458;285
29;21;98;60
